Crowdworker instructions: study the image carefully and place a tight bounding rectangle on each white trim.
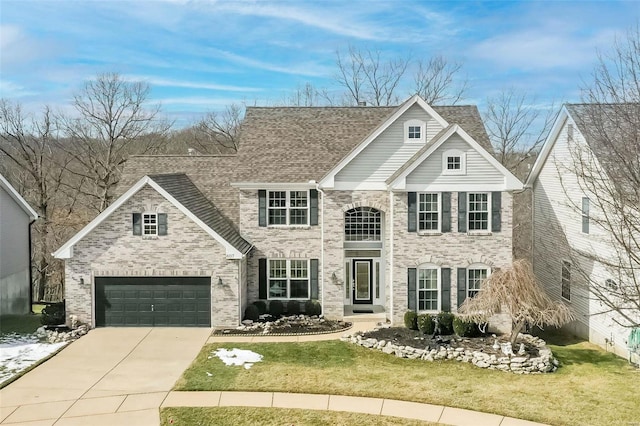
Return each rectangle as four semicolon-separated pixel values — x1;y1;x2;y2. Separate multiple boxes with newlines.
231;182;316;190
442;149;466;176
320;95;449;188
332;181;388;191
0;173;38;220
525;107;570;188
403;183;507;192
468;192;491;232
388;124;523;191
53;176;245;260
266;258;311;300
404;119;426;144
266;189;309;226
467;263;491;299
416;263;441;313
142;212;158;236
417;192;441;233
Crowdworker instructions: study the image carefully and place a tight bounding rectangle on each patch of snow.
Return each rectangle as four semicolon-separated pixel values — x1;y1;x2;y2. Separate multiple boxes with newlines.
0;333;68;385
213;348;263;369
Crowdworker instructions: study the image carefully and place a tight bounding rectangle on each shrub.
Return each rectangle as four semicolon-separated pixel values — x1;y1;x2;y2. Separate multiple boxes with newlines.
252;300;267;315
244;304;260;321
269;300;284;318
436;312;455;335
404;310;418;330
453;316;481;337
41;302;65;326
305;299;322;316
287;300;300;315
417;314;435;334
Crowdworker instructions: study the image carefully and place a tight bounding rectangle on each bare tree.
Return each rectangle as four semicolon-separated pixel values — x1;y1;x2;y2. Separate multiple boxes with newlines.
459;260;574;346
412;55;468;105
558;25;640;330
59;72;172;212
0;100;77;301
191;103;244;154
335;46;409;106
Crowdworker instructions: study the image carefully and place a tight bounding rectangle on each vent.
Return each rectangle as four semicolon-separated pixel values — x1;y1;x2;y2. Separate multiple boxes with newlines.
345;250;381;258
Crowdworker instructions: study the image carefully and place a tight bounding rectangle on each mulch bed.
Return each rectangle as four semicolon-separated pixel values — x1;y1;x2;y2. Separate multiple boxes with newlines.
212;316;353;336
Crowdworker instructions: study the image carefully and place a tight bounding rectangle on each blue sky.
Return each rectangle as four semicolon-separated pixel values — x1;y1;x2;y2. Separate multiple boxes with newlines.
1;0;638;127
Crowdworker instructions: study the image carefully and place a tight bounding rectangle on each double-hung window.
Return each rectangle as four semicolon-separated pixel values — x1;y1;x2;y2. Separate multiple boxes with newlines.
468;193;490;231
418;193;439;231
268;190;308;226
268;259;309;299
467;267;488;298
418;266;439;311
143;213;158;236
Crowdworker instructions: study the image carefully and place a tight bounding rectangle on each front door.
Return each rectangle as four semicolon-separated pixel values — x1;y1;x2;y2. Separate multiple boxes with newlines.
352;259;373;304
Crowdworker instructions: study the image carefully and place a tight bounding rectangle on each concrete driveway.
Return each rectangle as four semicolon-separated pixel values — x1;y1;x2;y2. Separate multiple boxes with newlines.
0;327;211;425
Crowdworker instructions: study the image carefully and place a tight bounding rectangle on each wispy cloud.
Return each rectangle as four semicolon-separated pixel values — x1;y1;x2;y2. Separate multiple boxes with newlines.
125;75;261;92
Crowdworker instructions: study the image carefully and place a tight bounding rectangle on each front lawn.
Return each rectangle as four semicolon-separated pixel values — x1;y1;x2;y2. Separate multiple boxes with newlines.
175;340;638;426
161;407;434;426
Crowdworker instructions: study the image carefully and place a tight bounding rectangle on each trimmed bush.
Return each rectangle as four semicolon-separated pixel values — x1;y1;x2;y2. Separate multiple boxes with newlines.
287;300;300;315
269;300;284;318
436;312;455;335
252;300;267;315
404;310;418;330
417;314;435;335
244;304;260;321
305;299;322;316
453;316;481;337
41;302;65;326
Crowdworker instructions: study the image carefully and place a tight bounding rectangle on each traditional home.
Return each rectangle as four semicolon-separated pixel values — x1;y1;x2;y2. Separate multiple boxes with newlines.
526;103;640;360
0;173;38;314
54;95;522;328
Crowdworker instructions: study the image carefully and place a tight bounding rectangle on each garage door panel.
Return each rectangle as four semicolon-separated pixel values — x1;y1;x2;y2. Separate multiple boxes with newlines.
95;277;211;327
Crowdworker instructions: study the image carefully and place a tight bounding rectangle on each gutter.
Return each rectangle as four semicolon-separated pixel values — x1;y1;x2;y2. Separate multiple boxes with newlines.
28;218;36;312
311;181;325;317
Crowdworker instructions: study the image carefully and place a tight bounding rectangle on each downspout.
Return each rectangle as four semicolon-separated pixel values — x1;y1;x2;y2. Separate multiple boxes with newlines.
28;219;36;313
388;189;394;324
314;182;326;317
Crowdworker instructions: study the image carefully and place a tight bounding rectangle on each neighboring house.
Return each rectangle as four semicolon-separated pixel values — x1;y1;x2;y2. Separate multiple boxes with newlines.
0;173;38;315
54;95;522;328
526;104;639;359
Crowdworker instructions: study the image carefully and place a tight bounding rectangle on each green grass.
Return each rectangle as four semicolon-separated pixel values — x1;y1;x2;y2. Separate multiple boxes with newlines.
0;313;42;334
160;407;435;426
176;339;639;426
32;304;46;314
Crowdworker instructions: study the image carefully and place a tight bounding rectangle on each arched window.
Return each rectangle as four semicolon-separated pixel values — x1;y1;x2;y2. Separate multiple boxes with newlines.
344;207;381;241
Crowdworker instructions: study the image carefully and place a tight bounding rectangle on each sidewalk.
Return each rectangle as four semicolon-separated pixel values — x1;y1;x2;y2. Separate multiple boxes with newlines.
162;391;548;426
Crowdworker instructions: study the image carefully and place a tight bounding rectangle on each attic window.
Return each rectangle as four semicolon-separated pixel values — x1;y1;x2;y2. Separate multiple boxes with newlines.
442;149;466;175
404;120;425;143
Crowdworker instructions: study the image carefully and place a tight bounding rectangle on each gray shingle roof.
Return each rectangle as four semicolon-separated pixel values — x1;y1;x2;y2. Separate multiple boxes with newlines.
149;173;252;254
236;104;492;182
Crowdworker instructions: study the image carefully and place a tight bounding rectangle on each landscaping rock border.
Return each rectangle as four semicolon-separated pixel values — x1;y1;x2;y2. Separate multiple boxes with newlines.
342;326;558;374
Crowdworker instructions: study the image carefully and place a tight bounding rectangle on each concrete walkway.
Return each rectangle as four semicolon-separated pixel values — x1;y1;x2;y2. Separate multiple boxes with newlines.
0;322;548;426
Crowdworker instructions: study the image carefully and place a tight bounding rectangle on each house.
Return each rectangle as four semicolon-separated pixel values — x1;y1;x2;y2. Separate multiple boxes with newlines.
0;173;38;315
526;103;640;359
54;95;522;328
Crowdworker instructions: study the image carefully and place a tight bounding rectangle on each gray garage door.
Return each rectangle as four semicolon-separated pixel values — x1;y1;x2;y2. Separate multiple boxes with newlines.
95;277;211;327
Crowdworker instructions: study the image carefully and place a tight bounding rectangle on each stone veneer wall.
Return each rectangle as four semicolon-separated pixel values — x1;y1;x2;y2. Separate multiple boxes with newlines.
65;185;241;327
391;191;514;326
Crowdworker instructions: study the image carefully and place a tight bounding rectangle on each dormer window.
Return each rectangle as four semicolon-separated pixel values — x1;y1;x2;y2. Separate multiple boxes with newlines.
442;149;466;175
404;120;425;143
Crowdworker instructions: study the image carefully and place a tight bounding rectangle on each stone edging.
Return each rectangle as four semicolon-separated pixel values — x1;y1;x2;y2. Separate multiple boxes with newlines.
213;323;353;337
342;329;559;374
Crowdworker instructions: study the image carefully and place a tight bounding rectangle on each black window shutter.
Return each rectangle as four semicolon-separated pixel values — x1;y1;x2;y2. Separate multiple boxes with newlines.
158;213;168;236
258;190;267;227
457;268;467;310
132;213;142;235
408;268;417;310
408;192;417;232
310;189;318;226
259;258;267;299
441;267;451;312
582;197;589;234
457;192;467;232
310;259;319;299
491;192;502;232
441;192;451;232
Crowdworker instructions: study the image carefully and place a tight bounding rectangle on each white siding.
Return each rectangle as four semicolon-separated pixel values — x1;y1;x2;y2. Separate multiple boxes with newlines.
335;104;443;183
406;136;504;187
533;118;631;357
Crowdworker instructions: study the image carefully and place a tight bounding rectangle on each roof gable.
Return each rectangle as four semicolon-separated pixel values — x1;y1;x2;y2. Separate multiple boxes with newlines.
0;173;38;220
54;174;251;260
388;124;522;191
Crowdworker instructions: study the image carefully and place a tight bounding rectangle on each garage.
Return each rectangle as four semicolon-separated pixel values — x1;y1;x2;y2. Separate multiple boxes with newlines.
95;277;211;327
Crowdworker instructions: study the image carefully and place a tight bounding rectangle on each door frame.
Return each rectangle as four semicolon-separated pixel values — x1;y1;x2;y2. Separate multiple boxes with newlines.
352;259;373;304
